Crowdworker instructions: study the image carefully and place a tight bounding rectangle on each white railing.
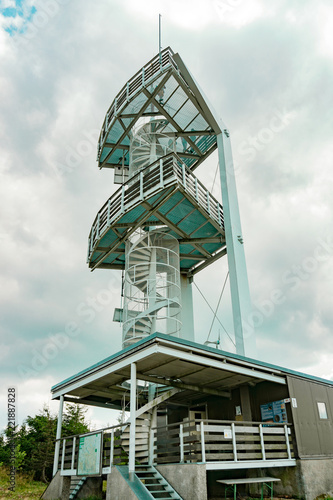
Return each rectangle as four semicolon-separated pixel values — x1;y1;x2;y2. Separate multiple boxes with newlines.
153;419;294;465
98;47;178;159
87;153;224;262
56;423;129;476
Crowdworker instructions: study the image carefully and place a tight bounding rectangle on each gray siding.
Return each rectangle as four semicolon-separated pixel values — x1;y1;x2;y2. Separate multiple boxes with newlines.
287;375;333;457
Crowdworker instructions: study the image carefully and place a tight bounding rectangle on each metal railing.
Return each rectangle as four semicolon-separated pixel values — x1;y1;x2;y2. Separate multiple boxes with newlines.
56;422;129;476
88;153;224;261
98;47;178;158
153;419;295;465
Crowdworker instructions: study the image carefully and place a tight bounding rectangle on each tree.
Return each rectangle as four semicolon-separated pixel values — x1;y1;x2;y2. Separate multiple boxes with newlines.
0;403;91;483
61;404;90;437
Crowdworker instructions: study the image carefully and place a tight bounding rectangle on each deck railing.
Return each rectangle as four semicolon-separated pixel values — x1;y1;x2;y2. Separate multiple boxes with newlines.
98;47;177;158
153;419;295;465
88;153;224;261
56;422;129;476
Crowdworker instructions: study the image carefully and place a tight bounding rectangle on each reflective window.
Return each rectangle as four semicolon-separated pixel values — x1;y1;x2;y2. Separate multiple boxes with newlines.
317;402;328;419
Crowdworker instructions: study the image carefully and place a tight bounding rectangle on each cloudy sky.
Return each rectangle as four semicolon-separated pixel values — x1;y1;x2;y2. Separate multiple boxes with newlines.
1;0;333;431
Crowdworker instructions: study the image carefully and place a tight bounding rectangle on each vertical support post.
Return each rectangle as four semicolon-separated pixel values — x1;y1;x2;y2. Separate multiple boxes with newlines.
179;424;184;463
206;191;211;215
182;164;186;188
121;185;125;213
159;159;164;187
61;438;66;473
217;132;256;358
231;422;237;461
129;363;137;481
140;171;144;200
110;429;114;467
195;177;199;201
284;425;291;459
107;198;111;226
126;82;130;101
259;424;266;461
96;213;100;238
149;407;157;465
53;394;64;477
180;275;194;341
159;14;162;66
200;421;206;463
71;436;76;471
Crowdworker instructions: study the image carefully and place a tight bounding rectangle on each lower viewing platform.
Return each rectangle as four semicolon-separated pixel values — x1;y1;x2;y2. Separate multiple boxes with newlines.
56;418;296;477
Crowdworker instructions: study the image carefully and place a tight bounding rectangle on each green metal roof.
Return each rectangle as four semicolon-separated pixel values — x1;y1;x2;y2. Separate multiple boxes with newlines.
51;332;333;393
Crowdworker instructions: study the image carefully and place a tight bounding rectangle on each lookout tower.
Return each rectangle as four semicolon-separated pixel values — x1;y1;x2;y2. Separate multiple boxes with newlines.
87;47;256;357
46;48;333;500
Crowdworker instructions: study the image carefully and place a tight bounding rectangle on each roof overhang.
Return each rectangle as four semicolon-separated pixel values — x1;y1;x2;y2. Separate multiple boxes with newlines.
51;334;287;409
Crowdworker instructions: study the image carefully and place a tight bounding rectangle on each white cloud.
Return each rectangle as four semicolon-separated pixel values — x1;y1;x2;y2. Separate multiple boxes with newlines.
0;0;333;431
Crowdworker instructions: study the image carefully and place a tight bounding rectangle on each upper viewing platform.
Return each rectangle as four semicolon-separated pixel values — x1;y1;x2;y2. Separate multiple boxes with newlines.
97;47;221;179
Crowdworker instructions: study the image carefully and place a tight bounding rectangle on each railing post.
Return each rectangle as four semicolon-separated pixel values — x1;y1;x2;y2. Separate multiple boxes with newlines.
107;198;111;226
61;438;66;473
217;204;222;226
114;97;118;117
195;178;199;201
96;213;100;238
179;424;184;463
259;424;266;461
231;423;237;461
159;159;164;188
200;421;206;463
121;185;125;213
142;67;145;87
71;437;76;471
149;428;155;465
110;429;114;467
140;171;144;200
182;164;186;188
284;425;291;459
126;82;130;101
206;191;211;215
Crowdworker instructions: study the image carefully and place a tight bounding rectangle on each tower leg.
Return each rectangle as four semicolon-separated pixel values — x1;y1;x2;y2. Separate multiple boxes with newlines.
53;395;64;477
129;363;137;481
217;132;257;358
180;275;194;341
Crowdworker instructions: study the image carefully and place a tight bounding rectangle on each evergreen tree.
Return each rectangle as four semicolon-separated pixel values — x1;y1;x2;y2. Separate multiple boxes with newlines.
0;403;90;483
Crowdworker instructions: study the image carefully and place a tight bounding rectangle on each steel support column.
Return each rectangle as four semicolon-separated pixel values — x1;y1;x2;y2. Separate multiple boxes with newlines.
217;132;256;358
53;395;64;477
129;362;137;481
180;275;194;341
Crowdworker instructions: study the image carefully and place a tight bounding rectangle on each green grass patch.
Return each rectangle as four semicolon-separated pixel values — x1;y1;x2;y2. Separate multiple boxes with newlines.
0;465;47;498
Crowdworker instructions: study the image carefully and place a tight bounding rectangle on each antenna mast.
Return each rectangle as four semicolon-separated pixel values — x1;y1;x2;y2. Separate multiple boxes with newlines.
159;14;162;64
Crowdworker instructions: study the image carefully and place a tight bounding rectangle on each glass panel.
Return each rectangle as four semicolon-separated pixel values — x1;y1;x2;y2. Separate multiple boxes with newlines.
317;402;328;419
122;94;148;115
107;120;124;143
173;98;199;130
165;86;188;117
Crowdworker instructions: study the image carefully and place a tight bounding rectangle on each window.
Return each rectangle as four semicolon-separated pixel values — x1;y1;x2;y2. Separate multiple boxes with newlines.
317;402;328;420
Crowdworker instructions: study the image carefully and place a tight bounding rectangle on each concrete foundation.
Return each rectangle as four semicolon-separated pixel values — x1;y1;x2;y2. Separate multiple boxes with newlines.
299;458;333;499
40;472;70;500
156;463;207;500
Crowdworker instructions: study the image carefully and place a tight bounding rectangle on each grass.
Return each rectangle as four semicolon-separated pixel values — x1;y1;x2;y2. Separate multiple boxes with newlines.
0;465;47;499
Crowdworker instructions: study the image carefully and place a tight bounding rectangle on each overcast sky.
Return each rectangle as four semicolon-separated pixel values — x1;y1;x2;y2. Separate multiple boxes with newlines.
1;0;333;431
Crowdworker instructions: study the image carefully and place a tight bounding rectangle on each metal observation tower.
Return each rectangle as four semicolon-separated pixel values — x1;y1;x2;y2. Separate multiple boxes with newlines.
88;47;256;358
